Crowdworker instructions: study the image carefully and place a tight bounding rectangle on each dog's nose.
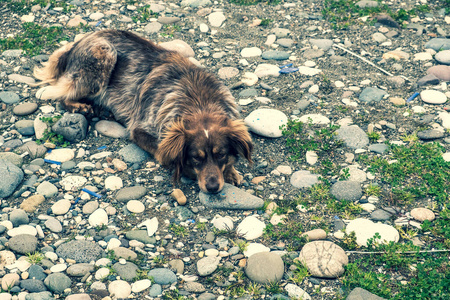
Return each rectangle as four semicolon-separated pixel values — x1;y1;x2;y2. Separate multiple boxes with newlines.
205;177;220;193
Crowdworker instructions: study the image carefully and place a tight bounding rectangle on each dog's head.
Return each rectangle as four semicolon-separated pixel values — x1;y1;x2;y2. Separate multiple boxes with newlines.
155;114;253;193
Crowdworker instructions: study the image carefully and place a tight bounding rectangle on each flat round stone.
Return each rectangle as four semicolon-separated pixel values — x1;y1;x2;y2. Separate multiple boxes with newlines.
13;103;38;116
420;90;447;104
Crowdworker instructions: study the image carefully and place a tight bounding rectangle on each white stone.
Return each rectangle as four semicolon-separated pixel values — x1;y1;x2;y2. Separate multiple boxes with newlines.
410;208;435;222
276;165;292;175
412;106;426;114
104;176;123;190
294;113;330;125
308;84;319;94
107;238;122;251
77;162;96;170
414;52;433;61
298;66;322;76
131;279;151;293
346;218;399;247
160;40;194;58
211;216;234;231
51;199;71;215
239;98;254;106
199;23;209;32
243;243;270;257
420;90;447;104
237;216;265;240
108;280;131;299
244;109;288;138
60;176;87;191
126;200;145;214
438;111;450;129
205;249;219;257
254;64;280;77
95;120;127;139
90;151;113;160
138;217;158;236
360;203;376;212
285;284;311;300
197;256;221;276
34;116;48;140
50;263;67;273
265;34;276;46
306;151;318;165
7;225;37;237
255;97;272;104
241;72;258;86
45;252;58;261
208;11;226;27
45;149;75;163
89;209;108;227
443;152;450;162
241;47;262;58
89;12;104;20
334;81;345;88
21;14;35;22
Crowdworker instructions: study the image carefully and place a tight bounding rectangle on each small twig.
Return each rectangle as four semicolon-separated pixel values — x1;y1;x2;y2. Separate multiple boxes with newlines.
346;249;450;255
333;43;410;82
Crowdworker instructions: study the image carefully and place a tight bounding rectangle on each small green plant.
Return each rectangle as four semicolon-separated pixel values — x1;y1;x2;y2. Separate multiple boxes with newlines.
169;224;187;237
290;261;310;284
233;240;249;253
26;251;44;264
339;231;359;250
263;222;308;251
162;289;187;300
265;281;283;294
132;5;159;23
368;131;380;142
260;18;272;26
365;184;382;197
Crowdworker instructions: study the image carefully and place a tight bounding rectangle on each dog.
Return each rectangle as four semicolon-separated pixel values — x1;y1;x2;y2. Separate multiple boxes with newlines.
34;29;253;193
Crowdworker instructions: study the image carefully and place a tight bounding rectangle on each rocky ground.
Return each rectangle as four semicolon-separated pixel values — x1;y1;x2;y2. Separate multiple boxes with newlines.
1;0;450;299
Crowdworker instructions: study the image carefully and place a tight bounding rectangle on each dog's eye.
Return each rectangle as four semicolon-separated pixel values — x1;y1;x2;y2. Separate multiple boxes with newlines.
192;156;203;165
216;153;227;160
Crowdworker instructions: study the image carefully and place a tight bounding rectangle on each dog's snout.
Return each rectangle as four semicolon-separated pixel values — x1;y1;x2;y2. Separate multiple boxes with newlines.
205;176;220;193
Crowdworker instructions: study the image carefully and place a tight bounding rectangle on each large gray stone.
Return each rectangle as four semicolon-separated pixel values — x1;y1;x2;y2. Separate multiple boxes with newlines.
199;184;264;210
299;241;348;278
56;240;103;263
330;181;362;201
52;113;88;142
346;287;386;300
245;252;284;283
0;160;24;198
335;125;369;149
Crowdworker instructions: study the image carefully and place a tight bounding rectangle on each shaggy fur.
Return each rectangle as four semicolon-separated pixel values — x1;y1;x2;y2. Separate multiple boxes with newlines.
34;30;253;193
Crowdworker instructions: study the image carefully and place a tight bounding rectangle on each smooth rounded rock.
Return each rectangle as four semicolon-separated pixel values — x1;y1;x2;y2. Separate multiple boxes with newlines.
115;186;147;201
104;176;123;190
335;125;369;149
197;256;220;276
108;280;131;299
148;268;177;285
95;120;128;138
8;234;38;254
410;208;435;222
56;240;104;263
0;92;20;104
241;47;262;58
236;216;265;240
199;183;264;210
13;103;38;116
346;218;400;246
36;181;58;198
52;113;88;142
244;108;287;138
299;241;348;278
89;209;108;227
290;170;320;188
45;149;75;163
420;90;447;104
245;252;284;283
51;199;71;215
159;40;194;58
330;181;362;201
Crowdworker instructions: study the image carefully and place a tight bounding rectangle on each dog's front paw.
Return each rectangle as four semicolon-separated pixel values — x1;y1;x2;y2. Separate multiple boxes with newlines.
65;102;94;115
224;166;243;186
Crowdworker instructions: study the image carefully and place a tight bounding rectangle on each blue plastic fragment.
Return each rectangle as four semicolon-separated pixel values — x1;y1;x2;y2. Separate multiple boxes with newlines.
407;92;420;103
71;197;81;209
187;219;195;224
334;216;340;220
82;188;102;198
44;159;61;165
279;67;299;74
97;145;107;150
95;21;102;27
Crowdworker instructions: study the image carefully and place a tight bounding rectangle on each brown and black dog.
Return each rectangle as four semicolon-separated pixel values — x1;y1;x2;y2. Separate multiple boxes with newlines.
34;30;253;193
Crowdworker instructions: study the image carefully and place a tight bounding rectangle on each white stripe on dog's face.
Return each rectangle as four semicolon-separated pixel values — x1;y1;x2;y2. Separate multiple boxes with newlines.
204;130;209;138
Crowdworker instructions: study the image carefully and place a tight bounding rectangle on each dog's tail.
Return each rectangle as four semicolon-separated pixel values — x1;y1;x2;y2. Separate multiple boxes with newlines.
33;42;74;86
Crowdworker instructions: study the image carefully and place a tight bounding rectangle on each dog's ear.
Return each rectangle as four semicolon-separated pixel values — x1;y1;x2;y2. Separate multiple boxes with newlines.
226;119;253;164
155;121;186;181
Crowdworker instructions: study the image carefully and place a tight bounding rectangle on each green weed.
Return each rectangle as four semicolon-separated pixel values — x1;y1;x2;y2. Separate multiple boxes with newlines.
230;0;280;5
169;224;188;237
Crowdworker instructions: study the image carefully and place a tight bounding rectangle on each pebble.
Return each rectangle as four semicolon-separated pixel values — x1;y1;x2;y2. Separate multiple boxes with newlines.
218;67;239;80
427;65;450;81
171;189;187;205
95;120;128;138
435;50;450;64
197;256;221;276
56;240;103;263
44;218;63;233
241;47;262;58
116;186;147;201
13;103;38;116
245;252;284;283
236;216;265;240
359;87;386;103
45;149;75;163
420;90;447;104
0;91;21;104
241;72;258;86
211;216;234;231
89;12;104;20
199;183;264;210
158;16;180;24
285;284;311;300
105;176;123;190
346;287;386;300
298;66;322;76
254;64;280;77
131;279;152;293
208;11;225;27
108;280;132;299
410;208;435;222
0;152;23;167
52;113;88;142
243;243;270;257
290;170;320;188
51;199;71;215
244;108;287;138
126;200;145;213
144;22;162;34
89;209;108;226
148;268;177;285
335;125;369;149
295;113;330;125
417;129;445;140
0;160;24;198
36;181;58;198
262;50;290;60
299;241;348;278
302;229;327;241
20;194;45;213
8;234;38;254
330;181;362;201
118;144;149;163
370;208;394;221
138;217;158;236
425;38;450;51
60;176;87;191
346;218;399;246
7;225;37;237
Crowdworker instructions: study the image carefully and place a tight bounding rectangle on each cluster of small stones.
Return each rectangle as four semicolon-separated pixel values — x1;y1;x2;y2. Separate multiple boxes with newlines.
0;0;449;299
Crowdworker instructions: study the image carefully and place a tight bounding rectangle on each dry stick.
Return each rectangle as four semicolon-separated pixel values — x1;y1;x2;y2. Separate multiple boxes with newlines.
346;249;450;255
333;43;410;82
